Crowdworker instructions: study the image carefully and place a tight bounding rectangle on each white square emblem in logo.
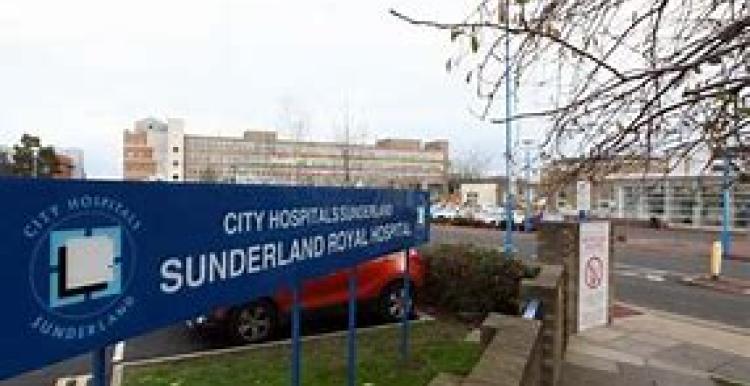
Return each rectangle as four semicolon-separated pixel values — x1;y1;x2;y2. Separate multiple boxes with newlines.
64;236;115;290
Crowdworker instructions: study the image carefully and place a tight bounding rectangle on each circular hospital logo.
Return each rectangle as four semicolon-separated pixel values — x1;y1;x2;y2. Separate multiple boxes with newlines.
26;196;140;340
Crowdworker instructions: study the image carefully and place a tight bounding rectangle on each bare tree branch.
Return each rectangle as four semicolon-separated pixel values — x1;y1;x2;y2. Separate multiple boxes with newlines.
391;0;750;183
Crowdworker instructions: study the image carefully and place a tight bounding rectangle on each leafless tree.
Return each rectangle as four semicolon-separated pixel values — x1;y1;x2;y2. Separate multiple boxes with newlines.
333;100;370;186
277;96;310;183
451;148;495;179
391;0;750;182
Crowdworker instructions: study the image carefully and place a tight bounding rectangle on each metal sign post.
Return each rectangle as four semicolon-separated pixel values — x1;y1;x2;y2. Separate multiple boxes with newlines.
400;249;411;362
577;180;591;220
291;279;301;386
91;346;107;386
347;267;358;386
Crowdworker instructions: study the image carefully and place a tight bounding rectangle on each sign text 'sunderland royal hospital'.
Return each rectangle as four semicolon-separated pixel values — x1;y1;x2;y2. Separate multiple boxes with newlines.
161;205;411;294
0;178;428;380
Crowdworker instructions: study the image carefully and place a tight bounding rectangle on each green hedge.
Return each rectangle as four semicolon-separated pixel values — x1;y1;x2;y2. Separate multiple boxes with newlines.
418;244;529;317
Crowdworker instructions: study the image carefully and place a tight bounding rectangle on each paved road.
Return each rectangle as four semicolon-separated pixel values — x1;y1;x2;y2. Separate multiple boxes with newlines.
432;225;750;328
6;224;749;385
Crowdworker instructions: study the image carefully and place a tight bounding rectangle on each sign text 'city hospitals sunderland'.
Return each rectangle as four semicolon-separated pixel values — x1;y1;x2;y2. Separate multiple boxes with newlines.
0;178;428;380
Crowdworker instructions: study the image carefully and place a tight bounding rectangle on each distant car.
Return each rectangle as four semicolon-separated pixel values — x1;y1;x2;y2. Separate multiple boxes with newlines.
187;250;425;344
456;206;476;220
432;206;459;221
525;212;543;231
474;208;506;227
475;209;528;230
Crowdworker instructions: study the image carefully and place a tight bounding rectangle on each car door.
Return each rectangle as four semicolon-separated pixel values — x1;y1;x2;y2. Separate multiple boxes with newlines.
299;268;349;310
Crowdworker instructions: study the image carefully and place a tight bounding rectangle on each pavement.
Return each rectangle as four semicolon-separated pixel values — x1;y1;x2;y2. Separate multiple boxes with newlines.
563;303;750;386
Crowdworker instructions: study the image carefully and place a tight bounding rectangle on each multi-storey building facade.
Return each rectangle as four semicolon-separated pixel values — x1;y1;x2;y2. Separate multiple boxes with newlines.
123;118;184;181
123;118;449;193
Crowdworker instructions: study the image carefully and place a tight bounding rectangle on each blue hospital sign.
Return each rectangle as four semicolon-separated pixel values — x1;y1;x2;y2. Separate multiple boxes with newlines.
0;178;429;380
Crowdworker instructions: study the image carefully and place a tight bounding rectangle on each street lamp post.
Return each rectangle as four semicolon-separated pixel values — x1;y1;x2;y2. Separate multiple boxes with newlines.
523;143;533;232
722;151;732;259
31;147;39;178
713;147;739;262
503;0;514;254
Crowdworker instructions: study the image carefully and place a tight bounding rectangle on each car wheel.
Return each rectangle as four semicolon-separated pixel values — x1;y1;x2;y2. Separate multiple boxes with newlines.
228;300;277;344
377;281;414;322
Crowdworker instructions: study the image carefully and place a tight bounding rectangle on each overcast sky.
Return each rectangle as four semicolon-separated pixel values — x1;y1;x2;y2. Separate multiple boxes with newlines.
0;0;548;178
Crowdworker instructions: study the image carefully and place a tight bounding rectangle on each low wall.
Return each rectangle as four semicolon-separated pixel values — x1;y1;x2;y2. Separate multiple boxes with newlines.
436;263;567;386
537;222;580;336
538;221;615;332
521;265;565;386
464;314;543;386
429;223;603;386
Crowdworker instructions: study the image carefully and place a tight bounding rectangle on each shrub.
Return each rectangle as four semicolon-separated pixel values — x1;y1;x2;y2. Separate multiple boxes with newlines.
418;244;528;318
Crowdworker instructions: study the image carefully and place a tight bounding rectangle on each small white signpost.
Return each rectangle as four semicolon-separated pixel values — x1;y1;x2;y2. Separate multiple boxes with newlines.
578;221;610;331
576;180;591;213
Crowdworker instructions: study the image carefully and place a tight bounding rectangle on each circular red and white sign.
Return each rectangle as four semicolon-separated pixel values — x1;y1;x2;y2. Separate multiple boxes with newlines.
584;256;604;289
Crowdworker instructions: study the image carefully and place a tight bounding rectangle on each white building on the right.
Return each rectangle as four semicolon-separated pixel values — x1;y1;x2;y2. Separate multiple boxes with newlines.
542;156;750;229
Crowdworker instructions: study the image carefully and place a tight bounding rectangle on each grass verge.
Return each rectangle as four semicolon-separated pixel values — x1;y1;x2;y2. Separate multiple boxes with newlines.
122;320;480;386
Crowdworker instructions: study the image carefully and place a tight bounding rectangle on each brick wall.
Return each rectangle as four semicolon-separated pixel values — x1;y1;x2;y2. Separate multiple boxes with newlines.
521;265;565;386
537;220;615;334
537;222;579;337
468;314;543;386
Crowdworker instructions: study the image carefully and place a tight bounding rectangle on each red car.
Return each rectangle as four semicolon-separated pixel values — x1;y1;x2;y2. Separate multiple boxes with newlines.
188;249;425;343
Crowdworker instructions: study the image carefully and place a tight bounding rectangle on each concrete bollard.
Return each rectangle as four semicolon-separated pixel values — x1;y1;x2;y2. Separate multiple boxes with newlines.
711;240;722;280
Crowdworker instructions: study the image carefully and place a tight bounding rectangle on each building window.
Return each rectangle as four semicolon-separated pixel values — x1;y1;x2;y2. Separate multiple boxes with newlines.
172;160;179;167
173;146;179;153
466;192;478;206
172;174;179;180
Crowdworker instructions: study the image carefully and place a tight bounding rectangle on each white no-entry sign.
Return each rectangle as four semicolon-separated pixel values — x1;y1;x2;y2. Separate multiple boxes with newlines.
578;221;609;331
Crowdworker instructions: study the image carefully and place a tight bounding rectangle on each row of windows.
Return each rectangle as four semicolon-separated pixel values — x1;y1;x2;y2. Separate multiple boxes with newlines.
185;167;444;179
124;163;155;172
184;155;444;169
184;161;444;175
184;150;444;164
184;142;444;162
124;150;153;159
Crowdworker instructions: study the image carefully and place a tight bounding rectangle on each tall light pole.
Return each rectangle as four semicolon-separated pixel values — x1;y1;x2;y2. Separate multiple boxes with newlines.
713;147;738;262
503;0;514;254
521;139;537;232
721;151;733;259
31;147;39;178
343;104;352;186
